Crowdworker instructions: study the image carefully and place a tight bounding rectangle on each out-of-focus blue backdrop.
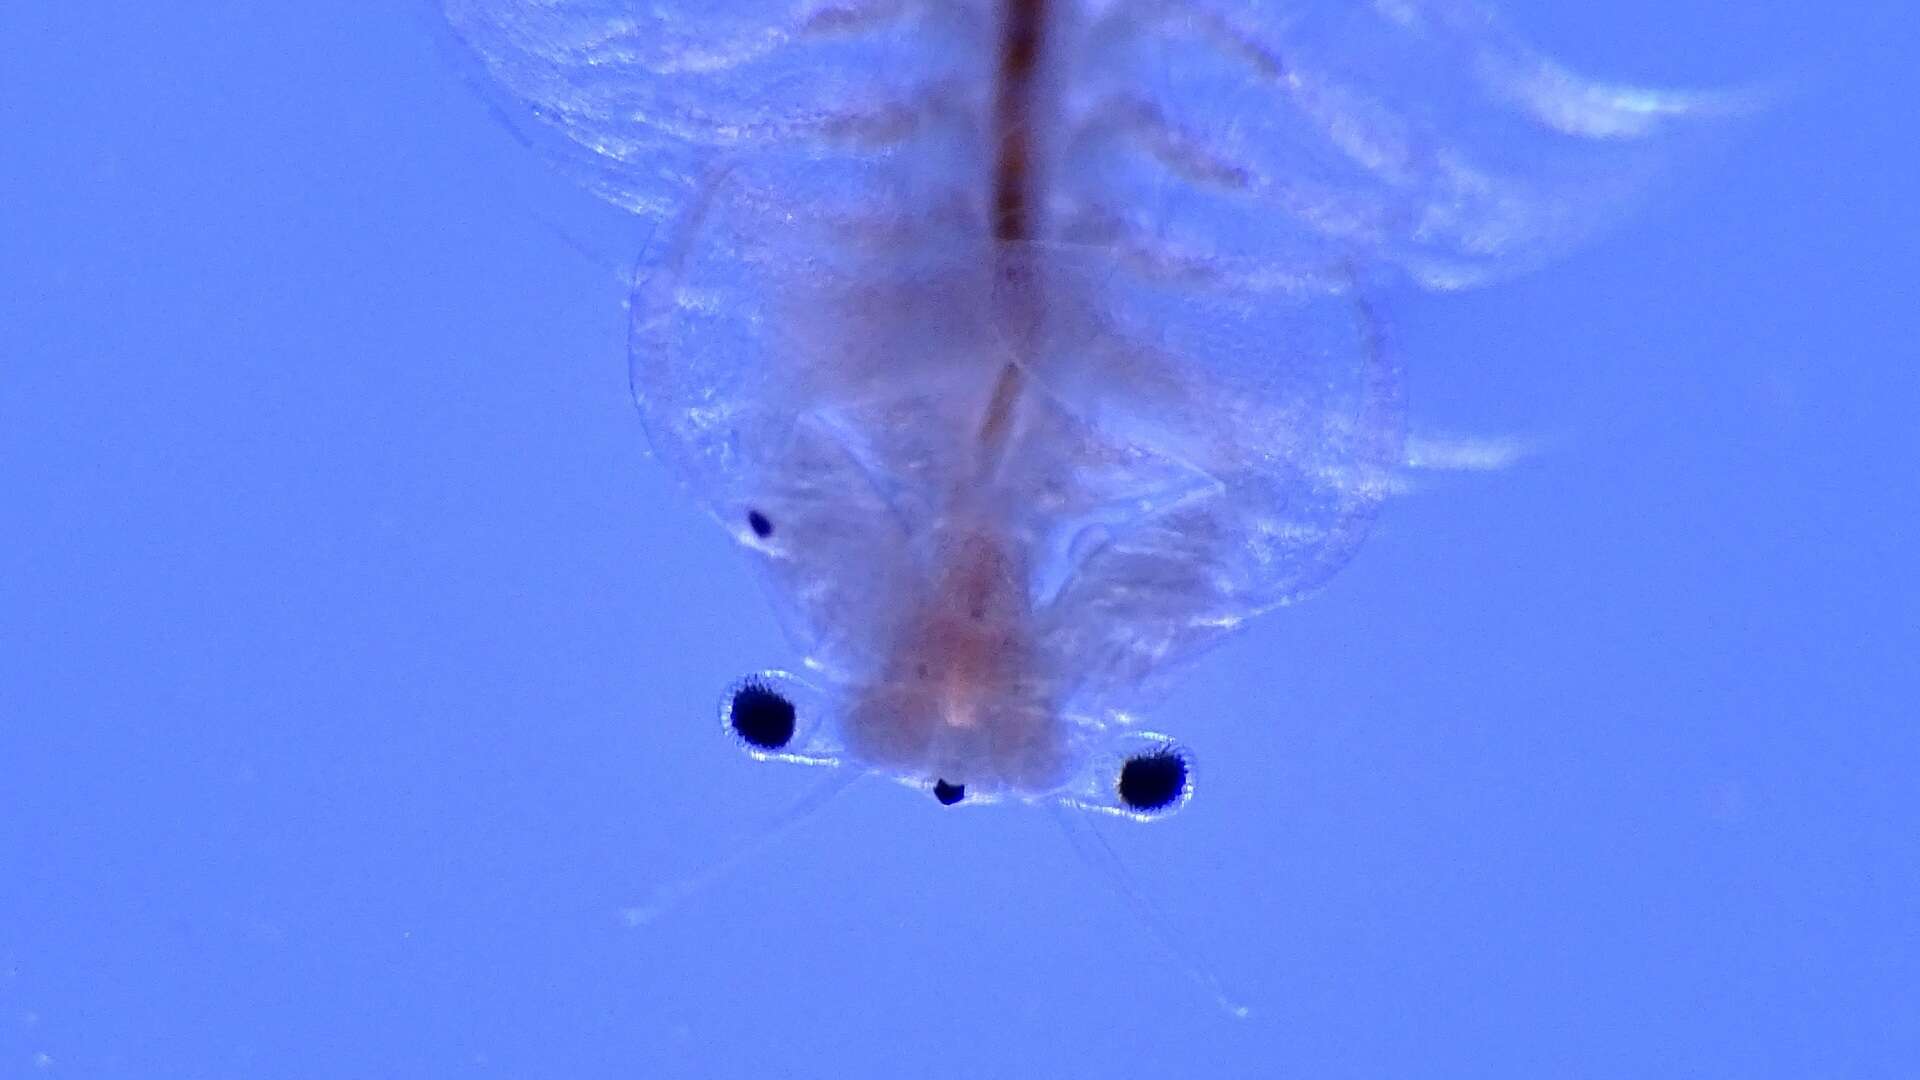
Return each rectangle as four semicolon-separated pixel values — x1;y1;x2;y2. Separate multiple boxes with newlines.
2;3;1912;1077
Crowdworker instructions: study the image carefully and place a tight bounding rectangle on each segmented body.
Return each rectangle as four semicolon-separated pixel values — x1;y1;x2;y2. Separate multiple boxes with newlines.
447;0;1730;808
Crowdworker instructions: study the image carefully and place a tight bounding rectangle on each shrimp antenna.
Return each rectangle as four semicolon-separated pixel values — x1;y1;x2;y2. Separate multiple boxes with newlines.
621;768;860;928
1050;806;1253;1021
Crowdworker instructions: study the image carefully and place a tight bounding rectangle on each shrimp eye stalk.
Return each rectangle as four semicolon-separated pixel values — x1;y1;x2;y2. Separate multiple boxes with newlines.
718;670;840;767
726;678;796;752
1115;742;1194;819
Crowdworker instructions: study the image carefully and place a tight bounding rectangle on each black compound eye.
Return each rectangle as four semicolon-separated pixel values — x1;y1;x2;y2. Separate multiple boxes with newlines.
1116;744;1192;816
745;509;774;539
932;779;966;805
725;678;797;751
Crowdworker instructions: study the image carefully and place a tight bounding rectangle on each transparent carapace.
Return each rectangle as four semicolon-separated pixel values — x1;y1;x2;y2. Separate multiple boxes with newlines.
445;0;1744;814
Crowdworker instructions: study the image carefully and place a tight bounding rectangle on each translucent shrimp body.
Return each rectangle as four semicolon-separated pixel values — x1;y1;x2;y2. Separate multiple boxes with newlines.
446;0;1737;810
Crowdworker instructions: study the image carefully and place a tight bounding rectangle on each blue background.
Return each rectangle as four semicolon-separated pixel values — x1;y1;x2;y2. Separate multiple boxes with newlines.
2;3;1913;1077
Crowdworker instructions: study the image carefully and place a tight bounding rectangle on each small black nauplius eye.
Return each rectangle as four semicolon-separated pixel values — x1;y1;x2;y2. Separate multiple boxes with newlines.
1116;744;1192;815
726;679;797;751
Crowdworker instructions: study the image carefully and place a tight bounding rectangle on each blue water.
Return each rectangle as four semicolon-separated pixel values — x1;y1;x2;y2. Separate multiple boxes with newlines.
2;3;1914;1077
